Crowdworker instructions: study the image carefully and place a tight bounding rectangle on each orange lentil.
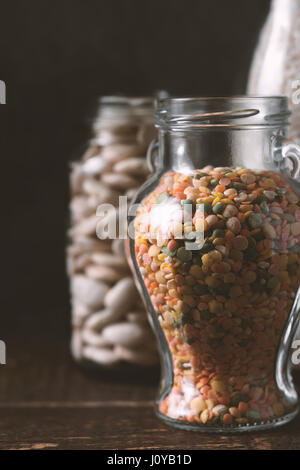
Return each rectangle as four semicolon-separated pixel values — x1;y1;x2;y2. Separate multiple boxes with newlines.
223;413;233;425
237;212;246;223
215;185;226;193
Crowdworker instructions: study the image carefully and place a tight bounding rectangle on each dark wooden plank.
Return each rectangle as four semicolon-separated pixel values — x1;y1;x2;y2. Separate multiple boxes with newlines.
0;406;300;450
0;341;158;403
1;340;300;449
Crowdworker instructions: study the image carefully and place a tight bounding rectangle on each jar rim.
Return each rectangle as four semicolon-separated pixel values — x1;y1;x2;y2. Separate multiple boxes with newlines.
94;95;155;125
155;95;291;129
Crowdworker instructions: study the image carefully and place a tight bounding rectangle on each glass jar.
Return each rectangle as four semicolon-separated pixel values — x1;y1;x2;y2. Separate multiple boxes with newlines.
129;97;300;431
68;96;159;371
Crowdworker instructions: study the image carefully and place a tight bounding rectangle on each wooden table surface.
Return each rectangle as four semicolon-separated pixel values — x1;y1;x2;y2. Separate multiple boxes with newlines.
1;339;300;450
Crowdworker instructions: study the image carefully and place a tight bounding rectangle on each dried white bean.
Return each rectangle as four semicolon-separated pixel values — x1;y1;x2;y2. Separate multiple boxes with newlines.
111;239;126;257
85;264;126;283
71;275;108;309
81;329;112;347
101;144;142;164
70;163;84;194
72;236;111;253
82;346;119;366
84;308;124;330
101;173;139;190
67;253;91;275
71;214;98;237
104;277;138;312
102;322;148;347
71;329;83;360
82;155;111;175
70;196;91;221
82;178;103;195
72;299;92;322
113;157;148;176
90;252;127;268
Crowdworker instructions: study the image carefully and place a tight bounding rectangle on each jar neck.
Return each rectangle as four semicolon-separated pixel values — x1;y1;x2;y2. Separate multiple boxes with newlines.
157;126;288;173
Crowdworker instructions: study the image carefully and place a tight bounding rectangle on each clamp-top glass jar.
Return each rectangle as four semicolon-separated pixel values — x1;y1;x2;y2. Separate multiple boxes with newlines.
129;97;300;432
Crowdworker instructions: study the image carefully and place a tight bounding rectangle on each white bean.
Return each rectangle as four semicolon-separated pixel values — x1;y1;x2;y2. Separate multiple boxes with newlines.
71;329;83;360
101;144;142;164
85;264;126;283
72;300;91;322
113;157;148;176
72;236;111;253
82;155;111;175
102;322;148;347
104;277;138;312
70;196;91;221
82;346;119;366
70;163;84;194
111;238;126;257
84;308;124;330
71;275;109;309
101;173;139;190
71;214;98;237
90;252;127;268
81;329;112;347
82;178;103;195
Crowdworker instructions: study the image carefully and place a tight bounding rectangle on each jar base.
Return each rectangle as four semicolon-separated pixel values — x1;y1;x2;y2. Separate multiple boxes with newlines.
155;405;299;433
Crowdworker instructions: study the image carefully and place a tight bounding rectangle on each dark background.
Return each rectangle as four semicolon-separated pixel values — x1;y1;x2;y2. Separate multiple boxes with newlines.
0;0;271;342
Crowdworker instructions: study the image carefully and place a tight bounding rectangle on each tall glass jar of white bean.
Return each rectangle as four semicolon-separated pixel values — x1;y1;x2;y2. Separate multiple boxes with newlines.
67;96;159;373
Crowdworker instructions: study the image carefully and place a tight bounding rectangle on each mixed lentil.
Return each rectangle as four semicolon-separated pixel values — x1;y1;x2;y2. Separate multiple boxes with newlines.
134;166;300;427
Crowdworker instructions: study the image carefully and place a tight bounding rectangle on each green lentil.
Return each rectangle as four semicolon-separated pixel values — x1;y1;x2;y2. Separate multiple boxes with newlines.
161;246;177;257
213;202;226;214
212;229;226;238
182;199;196;214
199;242;214;253
198;202;213;214
252;230;265;241
156;192;169;203
248;213;263;229
232;182;247;190
177;247;193;262
246;409;261;421
231;393;248;407
200;310;212;321
210;178;219;187
260;200;270;215
215;283;231;296
194;172;209;179
255;194;267;204
192;254;202;265
193;284;208;295
267;276;279;289
287;263;298;275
